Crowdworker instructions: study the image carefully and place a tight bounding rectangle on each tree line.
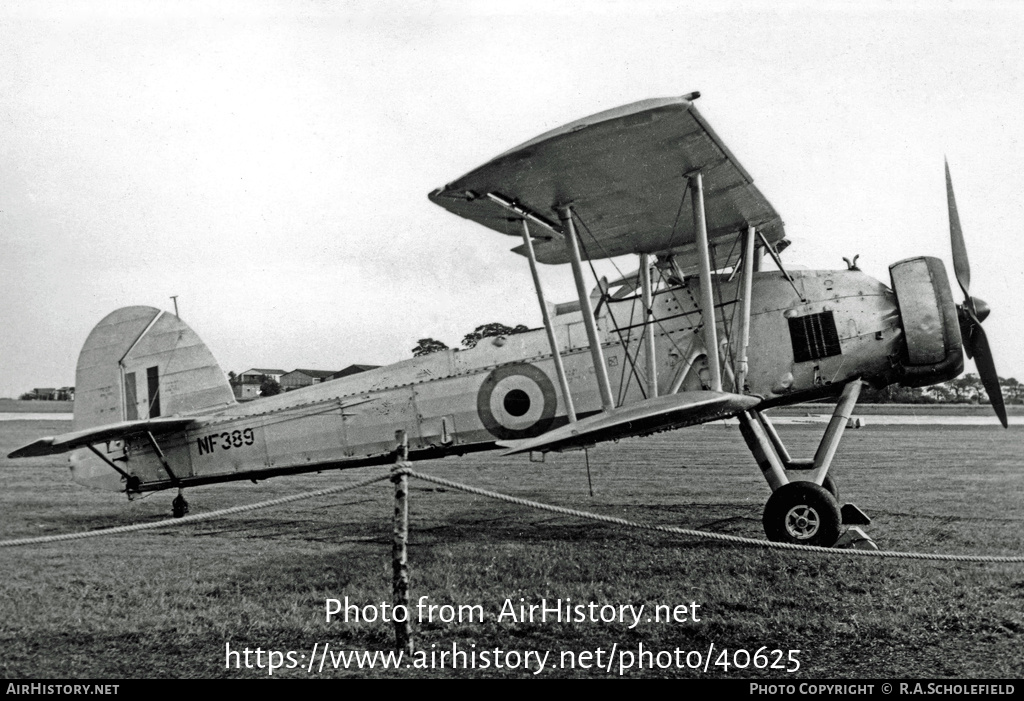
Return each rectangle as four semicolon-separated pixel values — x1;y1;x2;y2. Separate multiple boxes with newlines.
412;322;529;357
861;373;1021;405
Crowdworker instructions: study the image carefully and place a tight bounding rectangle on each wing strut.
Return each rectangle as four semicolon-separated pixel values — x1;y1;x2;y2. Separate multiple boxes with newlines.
559;206;616;412
85;444;132;482
485;192;564;240
639;253;658;398
517;217;577;423
756;229;806;303
669;172;721;392
734;225;757;393
144;431;181;486
667;332;707;394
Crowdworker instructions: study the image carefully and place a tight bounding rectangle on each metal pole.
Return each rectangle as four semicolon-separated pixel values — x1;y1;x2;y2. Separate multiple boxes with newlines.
735;226;756;393
667;332;704;394
145;431;179;485
689;172;722;392
737;411;789;492
391;431;413;654
485;192;564;239
639;253;658;398
756;229;806;303
558;206;615;412
755;410;799;467
806;379;863;486
519;219;576;423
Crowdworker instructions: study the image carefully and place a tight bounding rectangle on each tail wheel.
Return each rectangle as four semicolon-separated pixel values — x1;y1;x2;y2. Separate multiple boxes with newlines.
172;494;189;518
763;481;841;546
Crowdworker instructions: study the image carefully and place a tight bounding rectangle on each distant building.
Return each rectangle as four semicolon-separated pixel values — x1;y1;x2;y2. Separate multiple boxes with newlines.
281;369;339;392
228;365;380;399
330;364;379;380
27;387;75;401
238;368;286;383
231;368;287;400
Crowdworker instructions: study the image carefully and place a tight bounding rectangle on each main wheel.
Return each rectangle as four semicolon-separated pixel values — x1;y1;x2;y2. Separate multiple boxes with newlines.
763;481;841;546
822;473;840;503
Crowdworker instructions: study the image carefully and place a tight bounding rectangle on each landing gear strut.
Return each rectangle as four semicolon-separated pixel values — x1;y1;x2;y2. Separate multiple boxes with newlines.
172;489;189;518
738;379;869;547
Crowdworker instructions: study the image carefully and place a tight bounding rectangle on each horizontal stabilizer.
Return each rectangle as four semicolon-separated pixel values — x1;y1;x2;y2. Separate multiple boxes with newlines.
500;391;759;455
8;417;195;458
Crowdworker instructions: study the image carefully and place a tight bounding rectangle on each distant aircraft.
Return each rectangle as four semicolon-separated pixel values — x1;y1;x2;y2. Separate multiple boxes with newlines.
10;94;1005;547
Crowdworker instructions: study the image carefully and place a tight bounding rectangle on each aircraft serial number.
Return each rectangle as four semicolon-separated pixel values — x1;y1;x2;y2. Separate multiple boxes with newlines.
197;428;255;456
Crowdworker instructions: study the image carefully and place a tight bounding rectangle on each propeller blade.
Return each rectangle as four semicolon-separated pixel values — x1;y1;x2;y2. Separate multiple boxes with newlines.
943;163;1003;427
966;323;1008;428
958;307;976;360
946;159;972;301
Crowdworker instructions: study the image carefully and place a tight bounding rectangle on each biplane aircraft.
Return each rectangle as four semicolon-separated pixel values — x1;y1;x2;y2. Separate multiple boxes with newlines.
10;94;1006;547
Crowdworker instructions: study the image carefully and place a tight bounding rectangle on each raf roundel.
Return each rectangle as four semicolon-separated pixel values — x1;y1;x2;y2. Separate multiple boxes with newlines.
476;363;557;440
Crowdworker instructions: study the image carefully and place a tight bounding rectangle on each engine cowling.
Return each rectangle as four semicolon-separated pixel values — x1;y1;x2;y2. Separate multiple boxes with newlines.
889;256;963;387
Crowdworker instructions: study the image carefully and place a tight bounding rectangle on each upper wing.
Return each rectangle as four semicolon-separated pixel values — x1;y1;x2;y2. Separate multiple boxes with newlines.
429;95;785;272
8;417;196;458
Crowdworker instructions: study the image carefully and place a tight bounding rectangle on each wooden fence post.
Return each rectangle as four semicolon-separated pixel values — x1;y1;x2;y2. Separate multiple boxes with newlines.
391;430;413;653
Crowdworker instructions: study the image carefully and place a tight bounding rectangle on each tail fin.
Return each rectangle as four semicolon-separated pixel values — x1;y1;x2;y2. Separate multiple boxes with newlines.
74;306;236;430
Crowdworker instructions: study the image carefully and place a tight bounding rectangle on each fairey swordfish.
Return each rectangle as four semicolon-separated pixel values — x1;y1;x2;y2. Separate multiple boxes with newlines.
11;94;1005;547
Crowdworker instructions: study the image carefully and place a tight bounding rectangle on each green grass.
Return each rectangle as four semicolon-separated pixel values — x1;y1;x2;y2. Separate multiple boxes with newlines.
0;399;73;413
1;419;1022;678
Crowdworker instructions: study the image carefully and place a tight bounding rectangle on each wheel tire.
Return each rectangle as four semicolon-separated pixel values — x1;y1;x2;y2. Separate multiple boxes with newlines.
763;481;842;546
822;474;840;503
172;495;189;518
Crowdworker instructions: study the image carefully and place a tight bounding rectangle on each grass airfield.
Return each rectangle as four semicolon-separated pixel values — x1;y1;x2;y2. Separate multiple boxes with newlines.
1;416;1022;679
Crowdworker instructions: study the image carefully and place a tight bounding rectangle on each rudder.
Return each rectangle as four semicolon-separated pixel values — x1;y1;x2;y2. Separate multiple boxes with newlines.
74;307;236;430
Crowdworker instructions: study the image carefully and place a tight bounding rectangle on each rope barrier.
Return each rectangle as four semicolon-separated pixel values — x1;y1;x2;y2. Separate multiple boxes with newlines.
396;469;1024;563
3;467;1023;563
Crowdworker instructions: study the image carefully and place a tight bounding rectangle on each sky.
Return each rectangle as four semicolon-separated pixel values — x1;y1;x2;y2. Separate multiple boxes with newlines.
2;0;1022;397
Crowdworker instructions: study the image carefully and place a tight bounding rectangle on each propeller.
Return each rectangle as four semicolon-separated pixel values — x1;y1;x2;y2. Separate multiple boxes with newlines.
945;159;1007;428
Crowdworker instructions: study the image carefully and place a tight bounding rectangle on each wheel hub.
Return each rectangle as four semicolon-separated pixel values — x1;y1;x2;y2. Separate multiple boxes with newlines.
784;505;820;540
762;481;842;546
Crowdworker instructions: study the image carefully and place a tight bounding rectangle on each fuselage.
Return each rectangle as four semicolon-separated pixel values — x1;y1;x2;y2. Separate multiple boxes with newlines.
69;264;958;493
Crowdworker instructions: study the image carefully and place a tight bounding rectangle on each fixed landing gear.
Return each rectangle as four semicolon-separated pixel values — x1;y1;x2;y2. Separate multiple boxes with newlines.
738;379;869;547
172;490;189;518
762;481;842;546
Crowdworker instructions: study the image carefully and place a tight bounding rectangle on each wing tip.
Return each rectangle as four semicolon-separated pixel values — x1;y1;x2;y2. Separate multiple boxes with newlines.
8;438;57;459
